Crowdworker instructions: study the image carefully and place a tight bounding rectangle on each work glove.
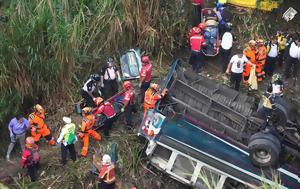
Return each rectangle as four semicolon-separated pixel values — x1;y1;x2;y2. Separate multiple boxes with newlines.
93;97;96;102
117;76;122;82
79;132;84;138
101;83;104;88
121;107;125;113
138;83;142;88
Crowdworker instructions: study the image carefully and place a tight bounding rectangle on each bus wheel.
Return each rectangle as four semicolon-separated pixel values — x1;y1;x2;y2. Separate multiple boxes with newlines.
248;132;281;167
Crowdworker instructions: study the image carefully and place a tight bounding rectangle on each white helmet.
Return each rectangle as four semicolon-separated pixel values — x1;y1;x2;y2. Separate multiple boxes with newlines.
63;116;72;124
102;154;111;165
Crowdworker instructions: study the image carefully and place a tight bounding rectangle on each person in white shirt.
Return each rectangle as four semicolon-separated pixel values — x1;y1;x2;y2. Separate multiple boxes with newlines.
226;54;253;91
81;74;101;107
264;37;279;77
284;39;300;78
220;27;233;72
100;57;121;99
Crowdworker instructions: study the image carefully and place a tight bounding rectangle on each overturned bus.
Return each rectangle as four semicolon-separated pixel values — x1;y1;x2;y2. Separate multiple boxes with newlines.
138;59;300;189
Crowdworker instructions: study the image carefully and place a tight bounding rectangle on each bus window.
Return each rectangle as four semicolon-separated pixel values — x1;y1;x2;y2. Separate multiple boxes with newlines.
222;177;251;189
152;144;172;162
171;154;197;181
195;166;221;189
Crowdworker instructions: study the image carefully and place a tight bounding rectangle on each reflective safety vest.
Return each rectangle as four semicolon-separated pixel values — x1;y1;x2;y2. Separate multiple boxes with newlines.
99;164;116;184
144;89;162;109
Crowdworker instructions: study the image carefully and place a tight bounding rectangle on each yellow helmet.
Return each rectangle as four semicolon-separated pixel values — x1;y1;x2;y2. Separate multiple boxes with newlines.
82;107;92;114
150;83;159;91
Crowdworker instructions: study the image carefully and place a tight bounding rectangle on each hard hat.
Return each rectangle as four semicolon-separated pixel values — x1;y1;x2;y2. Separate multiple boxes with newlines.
94;97;104;106
107;57;114;67
248;40;257;46
123;81;132;90
257;39;264;44
198;23;206;31
90;74;100;82
192;27;201;34
35;104;44;114
82;107;92;114
63;116;72;124
25;137;35;145
272;73;282;83
102;154;111;165
150;83;159;91
141;55;150;64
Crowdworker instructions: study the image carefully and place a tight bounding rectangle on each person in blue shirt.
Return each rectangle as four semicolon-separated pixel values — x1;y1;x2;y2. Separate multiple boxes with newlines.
6;114;30;161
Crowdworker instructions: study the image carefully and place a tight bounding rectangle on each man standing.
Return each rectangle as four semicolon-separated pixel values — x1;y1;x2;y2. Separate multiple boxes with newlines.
264;37;279;77
284;39;300;79
226;54;253;91
139;55;152;103
80;107;101;157
81;74;101;107
144;83;167;114
220;26;233;73
243;40;257;84
277;31;288;68
28;104;56;145
94;154;116;189
21;137;40;182
189;26;206;73
121;81;136;130
6;114;30;161
256;39;267;82
191;0;203;26
100;57;121;99
57;116;76;165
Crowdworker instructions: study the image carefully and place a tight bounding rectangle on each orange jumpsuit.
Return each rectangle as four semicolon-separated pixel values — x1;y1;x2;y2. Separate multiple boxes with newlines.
256;45;267;81
243;46;257;84
28;112;55;145
80;114;101;157
144;89;166;113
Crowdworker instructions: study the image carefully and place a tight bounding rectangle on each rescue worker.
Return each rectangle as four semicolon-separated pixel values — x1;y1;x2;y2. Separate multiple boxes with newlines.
6;114;30;161
284;39;300;79
57;116;76;165
191;0;203;26
144;83;168;114
28;104;55;145
220;25;233;72
121;81;136;130
80;107;101;157
93;97;116;137
277;31;288;67
256;39;267;81
94;154;116;189
243;40;257;84
264;37;279;77
139;55;152;103
189;25;206;73
81;74;101;107
267;74;284;97
21;137;40;182
100;57;121;100
226;54;254;91
187;25;201;42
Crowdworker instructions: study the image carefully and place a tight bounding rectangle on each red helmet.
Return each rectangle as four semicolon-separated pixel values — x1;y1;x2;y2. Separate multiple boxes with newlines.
94;97;104;106
192;27;201;34
141;55;150;64
198;23;205;31
26;137;35;145
123;81;132;90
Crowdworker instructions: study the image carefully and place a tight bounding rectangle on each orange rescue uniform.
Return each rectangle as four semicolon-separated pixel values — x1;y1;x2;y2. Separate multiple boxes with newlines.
28;112;55;145
243;46;257;83
144;89;166;113
80;114;101;157
256;45;267;81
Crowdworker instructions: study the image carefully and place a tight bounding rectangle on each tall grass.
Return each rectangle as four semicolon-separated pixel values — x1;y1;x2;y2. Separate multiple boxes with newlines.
0;0;189;136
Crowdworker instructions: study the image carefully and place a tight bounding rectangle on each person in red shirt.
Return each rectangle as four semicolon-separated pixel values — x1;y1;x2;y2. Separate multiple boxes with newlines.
121;81;136;130
94;154;116;189
192;0;203;26
21;137;40;182
93;97;116;137
189;26;206;73
139;55;152;103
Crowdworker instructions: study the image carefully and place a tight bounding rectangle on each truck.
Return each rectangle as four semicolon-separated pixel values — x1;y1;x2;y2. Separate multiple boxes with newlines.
138;59;300;188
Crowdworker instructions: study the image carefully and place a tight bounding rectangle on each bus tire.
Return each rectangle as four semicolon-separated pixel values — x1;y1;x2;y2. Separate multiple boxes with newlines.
248;133;281;167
